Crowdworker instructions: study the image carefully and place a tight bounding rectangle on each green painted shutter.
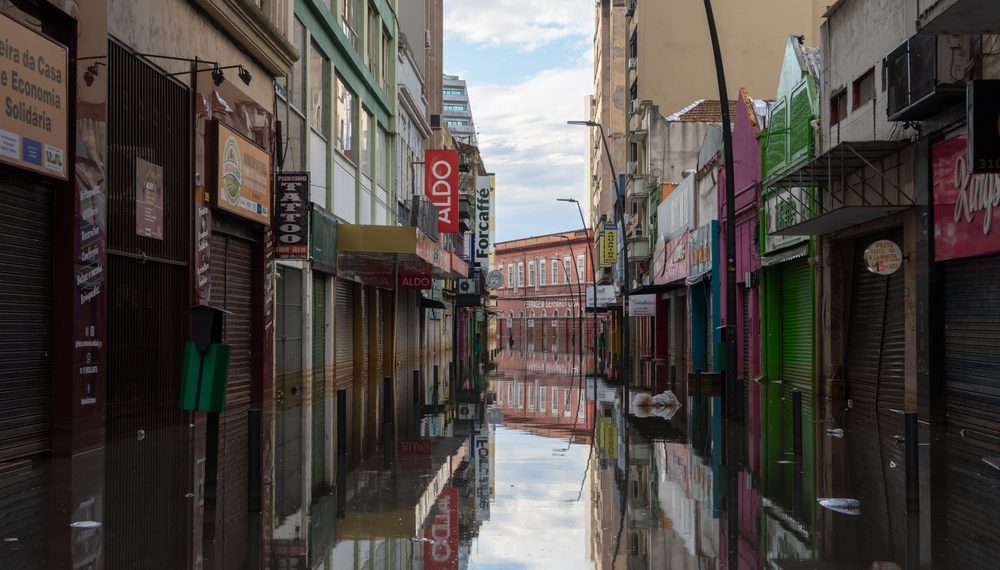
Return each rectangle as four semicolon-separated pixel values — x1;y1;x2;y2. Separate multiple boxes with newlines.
764;101;787;179
312;274;326;492
789;83;813;164
780;261;814;414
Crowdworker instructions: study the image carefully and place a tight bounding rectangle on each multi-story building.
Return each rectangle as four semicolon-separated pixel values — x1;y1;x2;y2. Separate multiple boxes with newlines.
443;74;478;145
494;230;597;361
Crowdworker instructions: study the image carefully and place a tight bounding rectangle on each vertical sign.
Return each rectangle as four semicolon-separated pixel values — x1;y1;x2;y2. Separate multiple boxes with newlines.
0;14;68;179
274;172;310;258
475;175;491;267
474;430;491;522
424;149;459;233
424;486;459;570
135;158;164;239
601;223;618;266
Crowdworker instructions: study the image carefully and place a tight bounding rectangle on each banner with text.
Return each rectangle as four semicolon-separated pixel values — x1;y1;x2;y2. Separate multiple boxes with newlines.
933;134;1000;261
424;149;459;233
475;175;491;267
274;172;309;258
0;14;68;179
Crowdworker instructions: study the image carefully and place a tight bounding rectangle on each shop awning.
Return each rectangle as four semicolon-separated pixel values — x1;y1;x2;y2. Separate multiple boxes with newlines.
760;243;810;267
629;281;684;296
338;225;467;286
765;140;913;236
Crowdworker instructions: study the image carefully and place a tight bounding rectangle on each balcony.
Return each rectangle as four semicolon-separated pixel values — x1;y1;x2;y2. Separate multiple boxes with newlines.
765;140;912;236
917;0;1000;34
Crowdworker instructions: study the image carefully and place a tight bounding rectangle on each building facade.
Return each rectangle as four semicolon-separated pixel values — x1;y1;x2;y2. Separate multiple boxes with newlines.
442;74;477;146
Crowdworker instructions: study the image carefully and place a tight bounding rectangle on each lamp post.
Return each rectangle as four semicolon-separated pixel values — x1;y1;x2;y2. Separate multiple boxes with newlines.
702;1;739;568
555;235;585;363
566;120;629;401
556;200;598;375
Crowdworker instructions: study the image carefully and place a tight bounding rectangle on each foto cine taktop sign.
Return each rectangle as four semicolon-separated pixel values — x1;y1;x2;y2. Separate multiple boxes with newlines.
424;150;459;233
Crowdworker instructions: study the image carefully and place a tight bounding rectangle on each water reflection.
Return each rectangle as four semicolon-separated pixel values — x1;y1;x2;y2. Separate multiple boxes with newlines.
309;346;1000;570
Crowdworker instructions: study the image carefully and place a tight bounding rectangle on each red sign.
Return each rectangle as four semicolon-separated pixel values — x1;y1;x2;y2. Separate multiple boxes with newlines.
399;272;433;290
933;134;1000;261
424;486;458;570
398;437;433;456
424;150;459;233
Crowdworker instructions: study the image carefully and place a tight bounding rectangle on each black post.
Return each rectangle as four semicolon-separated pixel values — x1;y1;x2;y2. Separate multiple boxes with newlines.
433;365;440;406
248;409;261;570
703;1;739;566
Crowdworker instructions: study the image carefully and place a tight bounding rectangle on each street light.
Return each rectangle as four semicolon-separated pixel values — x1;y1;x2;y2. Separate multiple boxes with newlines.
556;200;598;374
566;120;630;404
555;235;585;362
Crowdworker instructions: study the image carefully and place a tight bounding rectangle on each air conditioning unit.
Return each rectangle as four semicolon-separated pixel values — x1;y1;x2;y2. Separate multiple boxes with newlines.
626;161;637;175
458;278;480;295
430;114;441;129
628;57;637;71
886;33;968;122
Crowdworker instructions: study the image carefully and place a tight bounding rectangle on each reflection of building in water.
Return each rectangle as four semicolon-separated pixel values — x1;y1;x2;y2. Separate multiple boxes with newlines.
490;355;594;445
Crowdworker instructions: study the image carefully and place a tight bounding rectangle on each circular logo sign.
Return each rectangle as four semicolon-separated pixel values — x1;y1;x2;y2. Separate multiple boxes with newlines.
485;270;503;289
864;239;902;275
221;136;242;207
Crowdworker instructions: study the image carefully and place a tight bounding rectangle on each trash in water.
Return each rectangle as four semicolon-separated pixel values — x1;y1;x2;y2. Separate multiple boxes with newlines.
631;390;681;420
984;457;1000;471
826;428;844;438
818;498;861;516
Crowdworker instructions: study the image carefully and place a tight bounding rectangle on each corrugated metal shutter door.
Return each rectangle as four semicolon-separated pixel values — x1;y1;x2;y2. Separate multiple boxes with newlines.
312;274;326;492
779;261;813;416
842;237;906;562
943;256;1000;568
0;182;52;461
704;291;714;374
361;287;370;388
209;233;253;569
335;281;355;385
275;267;302;521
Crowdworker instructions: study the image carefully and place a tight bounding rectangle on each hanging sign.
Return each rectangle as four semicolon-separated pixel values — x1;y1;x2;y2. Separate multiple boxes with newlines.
0;14;68;179
135;158;164;240
600;223;618;267
628;294;656;316
968;80;1000;173
214;120;271;225
274;172;309;258
864;240;902;275
424;149;459;233
933;134;1000;261
475;175;492;264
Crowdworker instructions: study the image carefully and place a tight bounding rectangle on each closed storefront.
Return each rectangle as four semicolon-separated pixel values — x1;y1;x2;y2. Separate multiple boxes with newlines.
335;280;356;463
275;266;303;522
312;274;327;494
933;133;1000;566
104;41;190;569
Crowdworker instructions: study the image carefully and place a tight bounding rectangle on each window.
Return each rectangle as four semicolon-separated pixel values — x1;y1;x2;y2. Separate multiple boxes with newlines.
377;126;389;188
577;254;584;281
551;259;558;285
563;388;571;417
366;8;378;74
528;383;536;411
443;103;467;111
443;88;464;96
282;18;306;111
360;110;371;176
552;387;559;416
508;263;514;288
446;119;469;127
528;261;535;287
539;261;546;287
853;68;875;110
830;89;847;126
336;77;354;160
539;384;546;412
309;43;330;134
564;257;572;284
507;382;513;407
517;262;524;287
341;0;361;51
381;33;391;93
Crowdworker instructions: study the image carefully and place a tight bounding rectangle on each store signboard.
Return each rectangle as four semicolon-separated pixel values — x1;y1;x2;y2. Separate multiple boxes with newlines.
215;120;271;225
0;14;68;179
424;149;459;233
689;222;716;278
474;175;491;265
586;284;617;309
933;134;1000;261
135;158;164;240
629;294;656;316
274;172;309;258
424;486;459;570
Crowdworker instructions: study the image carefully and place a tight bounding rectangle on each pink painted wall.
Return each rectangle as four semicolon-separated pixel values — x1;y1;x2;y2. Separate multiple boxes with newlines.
718;88;764;381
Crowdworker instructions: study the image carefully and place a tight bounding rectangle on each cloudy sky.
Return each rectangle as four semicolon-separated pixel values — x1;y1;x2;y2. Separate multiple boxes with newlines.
467;427;594;569
443;0;594;243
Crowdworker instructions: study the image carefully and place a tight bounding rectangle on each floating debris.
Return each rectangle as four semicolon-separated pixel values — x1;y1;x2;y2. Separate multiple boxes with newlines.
984;457;1000;471
631;390;681;420
69;521;102;529
826;428;844;438
818;498;861;516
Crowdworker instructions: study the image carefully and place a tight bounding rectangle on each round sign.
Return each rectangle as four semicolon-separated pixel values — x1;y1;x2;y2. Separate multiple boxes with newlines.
485;269;503;289
864;239;902;275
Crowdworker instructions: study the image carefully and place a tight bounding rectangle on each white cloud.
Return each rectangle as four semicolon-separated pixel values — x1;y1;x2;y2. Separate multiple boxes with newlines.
470;65;593;241
444;0;593;52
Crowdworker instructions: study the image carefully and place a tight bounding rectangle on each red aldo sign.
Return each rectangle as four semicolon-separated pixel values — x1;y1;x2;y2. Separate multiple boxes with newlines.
424;486;458;570
399;272;433;290
424;150;459;233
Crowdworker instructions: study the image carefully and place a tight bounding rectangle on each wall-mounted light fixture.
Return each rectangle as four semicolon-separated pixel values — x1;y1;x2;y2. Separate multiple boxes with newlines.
135;53;252;86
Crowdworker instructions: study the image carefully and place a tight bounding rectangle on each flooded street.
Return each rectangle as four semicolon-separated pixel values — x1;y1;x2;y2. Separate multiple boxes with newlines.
325;344;1000;569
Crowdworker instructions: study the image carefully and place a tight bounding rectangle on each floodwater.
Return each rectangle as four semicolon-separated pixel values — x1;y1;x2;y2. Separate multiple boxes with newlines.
327;345;1000;569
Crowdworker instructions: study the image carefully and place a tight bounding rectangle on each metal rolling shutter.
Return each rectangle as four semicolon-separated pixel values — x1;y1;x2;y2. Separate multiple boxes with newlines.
942;255;1000;568
779;261;813;417
397;292;412;374
312;274;326;492
704;290;714;374
275;266;302;521
842;238;907;562
362;287;370;387
335;280;355;385
209;233;253;569
0;182;53;461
